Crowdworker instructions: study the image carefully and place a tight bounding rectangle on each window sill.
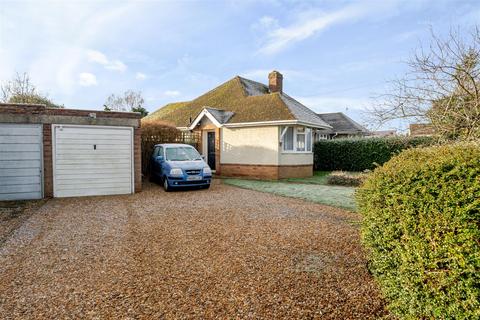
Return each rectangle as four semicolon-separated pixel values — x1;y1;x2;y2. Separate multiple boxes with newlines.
281;151;313;154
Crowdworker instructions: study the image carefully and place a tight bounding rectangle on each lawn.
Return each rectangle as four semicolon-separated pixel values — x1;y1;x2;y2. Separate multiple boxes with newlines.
223;174;357;211
282;171;331;185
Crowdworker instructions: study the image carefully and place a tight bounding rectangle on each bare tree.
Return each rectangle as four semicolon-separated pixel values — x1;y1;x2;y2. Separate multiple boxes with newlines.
369;27;480;140
104;90;148;117
1;72;63;108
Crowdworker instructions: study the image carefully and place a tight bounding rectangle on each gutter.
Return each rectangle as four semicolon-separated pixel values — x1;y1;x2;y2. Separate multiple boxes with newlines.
223;119;332;129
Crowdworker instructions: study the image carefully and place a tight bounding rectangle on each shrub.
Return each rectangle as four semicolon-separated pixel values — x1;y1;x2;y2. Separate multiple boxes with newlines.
356;143;480;319
326;171;367;187
314;136;435;171
140;119;200;176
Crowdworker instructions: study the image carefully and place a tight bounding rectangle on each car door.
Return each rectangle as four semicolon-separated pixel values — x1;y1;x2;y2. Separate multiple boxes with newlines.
152;146;164;176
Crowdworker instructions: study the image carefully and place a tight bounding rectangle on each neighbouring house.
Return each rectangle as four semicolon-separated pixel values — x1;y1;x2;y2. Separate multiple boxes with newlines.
409;123;436;136
370;130;397;137
316;112;370;139
0;103;141;201
146;71;333;179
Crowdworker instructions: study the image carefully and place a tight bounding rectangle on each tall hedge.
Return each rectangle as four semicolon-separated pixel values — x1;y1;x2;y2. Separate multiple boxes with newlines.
356;143;480;319
314;136;434;171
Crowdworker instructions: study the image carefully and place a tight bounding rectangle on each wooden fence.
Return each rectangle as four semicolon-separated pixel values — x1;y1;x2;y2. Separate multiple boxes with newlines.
141;130;201;176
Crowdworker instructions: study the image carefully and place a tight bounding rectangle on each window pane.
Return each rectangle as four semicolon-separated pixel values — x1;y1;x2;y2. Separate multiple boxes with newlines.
296;133;305;151
284;127;294;151
306;129;312;151
165;147;200;161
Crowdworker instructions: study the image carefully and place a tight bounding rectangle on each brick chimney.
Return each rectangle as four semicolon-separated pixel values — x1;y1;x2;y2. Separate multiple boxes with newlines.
268;70;283;93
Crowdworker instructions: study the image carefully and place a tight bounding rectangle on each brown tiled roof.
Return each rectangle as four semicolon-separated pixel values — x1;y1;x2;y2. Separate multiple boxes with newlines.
146;76;330;128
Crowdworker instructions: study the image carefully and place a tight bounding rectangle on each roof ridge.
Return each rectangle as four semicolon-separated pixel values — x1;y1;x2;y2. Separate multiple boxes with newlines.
192;76;241;102
234;76;249;97
273;92;296;120
317;112;342;115
279;93;332;127
238;76;268;88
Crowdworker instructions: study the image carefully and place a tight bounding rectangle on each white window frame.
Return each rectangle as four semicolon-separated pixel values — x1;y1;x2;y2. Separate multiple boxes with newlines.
281;126;313;154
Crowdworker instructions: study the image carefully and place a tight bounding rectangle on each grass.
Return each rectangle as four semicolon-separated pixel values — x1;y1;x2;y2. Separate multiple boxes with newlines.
223;178;357;211
282;171;331;185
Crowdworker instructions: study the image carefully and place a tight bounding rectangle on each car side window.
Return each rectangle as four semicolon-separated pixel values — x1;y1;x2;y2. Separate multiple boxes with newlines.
158;146;163;157
153;147;159;157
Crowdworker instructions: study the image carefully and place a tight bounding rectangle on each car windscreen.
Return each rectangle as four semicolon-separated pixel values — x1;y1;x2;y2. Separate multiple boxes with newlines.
165;147;201;161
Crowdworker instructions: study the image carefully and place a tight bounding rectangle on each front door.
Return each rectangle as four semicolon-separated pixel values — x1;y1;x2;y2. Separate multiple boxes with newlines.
207;131;216;170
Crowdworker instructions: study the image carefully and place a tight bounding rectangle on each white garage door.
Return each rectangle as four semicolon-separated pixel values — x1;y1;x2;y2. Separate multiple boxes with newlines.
0;124;43;201
53;125;133;198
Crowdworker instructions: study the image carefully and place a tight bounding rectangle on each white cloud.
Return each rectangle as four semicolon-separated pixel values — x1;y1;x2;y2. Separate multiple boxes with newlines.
256;1;400;55
78;72;98;86
256;15;279;30
164;90;180;97
105;60;127;72
135;72;147;80
86;50;109;64
86;49;127;72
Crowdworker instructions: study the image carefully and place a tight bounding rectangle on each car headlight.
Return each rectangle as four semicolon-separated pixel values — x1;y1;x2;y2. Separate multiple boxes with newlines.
169;168;183;176
203;167;212;175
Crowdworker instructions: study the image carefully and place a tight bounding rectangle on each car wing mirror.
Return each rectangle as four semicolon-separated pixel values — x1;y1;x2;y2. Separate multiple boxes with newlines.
201;155;206;160
156;155;164;162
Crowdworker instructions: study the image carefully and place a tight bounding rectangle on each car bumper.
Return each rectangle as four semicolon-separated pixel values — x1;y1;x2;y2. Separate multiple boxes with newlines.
167;176;212;187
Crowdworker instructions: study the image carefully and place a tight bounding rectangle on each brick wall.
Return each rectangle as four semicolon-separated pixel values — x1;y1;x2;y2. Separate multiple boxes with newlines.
0;103;141;119
43;124;53;197
278;165;312;179
220;164;313;180
221;164;279;180
134;127;142;192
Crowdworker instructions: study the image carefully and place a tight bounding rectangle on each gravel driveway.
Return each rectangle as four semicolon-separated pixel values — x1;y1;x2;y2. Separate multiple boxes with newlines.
0;181;386;319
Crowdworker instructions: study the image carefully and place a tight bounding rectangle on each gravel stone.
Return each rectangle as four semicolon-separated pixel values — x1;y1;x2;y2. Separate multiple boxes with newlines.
0;181;387;319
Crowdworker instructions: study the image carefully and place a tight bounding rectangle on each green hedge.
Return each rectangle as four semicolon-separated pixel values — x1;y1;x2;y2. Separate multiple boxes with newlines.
356;143;480;319
314;136;434;171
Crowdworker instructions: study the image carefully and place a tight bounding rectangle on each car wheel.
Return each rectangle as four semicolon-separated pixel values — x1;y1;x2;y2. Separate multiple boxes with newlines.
203;184;210;189
163;177;171;192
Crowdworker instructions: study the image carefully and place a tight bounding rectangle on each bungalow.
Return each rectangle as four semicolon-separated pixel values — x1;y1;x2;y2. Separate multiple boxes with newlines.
147;71;332;179
316;112;370;139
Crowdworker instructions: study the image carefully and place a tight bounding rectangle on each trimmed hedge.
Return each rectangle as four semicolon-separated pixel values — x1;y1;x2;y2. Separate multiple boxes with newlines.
314;136;434;171
356;143;480;319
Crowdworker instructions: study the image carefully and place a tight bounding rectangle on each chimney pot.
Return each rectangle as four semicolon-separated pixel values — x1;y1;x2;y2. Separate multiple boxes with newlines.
268;70;283;93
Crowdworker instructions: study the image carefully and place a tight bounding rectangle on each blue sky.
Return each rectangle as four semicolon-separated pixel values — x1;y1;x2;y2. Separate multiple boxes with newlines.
1;0;479;129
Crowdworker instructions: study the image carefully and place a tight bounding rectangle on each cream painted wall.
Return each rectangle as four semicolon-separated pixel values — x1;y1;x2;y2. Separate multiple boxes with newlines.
221;126;279;165
279;152;313;165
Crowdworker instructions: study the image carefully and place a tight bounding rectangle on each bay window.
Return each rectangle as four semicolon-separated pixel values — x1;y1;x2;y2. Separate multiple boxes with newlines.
306;128;312;151
283;127;294;151
296;127;305;151
281;126;313;152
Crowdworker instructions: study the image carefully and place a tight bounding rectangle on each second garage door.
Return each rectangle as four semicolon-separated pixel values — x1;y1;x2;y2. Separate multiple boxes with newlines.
0;124;43;201
53;125;133;198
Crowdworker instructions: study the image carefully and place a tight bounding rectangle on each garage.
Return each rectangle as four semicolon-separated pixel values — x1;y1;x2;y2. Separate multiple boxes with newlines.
0;103;142;200
53;125;133;197
0;123;43;200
